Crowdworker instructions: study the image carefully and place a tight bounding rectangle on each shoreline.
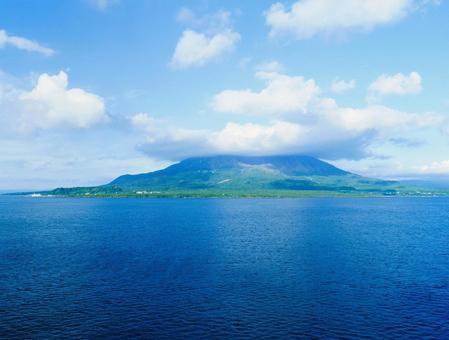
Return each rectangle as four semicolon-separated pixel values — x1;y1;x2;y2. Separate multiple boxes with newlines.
6;191;447;199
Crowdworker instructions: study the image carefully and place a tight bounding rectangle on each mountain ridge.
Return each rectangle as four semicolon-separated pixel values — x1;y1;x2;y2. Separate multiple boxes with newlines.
28;154;440;197
109;155;350;188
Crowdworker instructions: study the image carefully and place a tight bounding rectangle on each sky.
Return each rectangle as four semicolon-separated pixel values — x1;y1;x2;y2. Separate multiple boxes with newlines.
0;0;448;190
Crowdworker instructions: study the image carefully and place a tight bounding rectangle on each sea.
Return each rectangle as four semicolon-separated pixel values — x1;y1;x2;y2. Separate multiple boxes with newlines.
1;195;448;338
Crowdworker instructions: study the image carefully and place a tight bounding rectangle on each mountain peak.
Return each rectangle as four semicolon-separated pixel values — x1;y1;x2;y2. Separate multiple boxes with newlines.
166;155;349;176
109;154;349;189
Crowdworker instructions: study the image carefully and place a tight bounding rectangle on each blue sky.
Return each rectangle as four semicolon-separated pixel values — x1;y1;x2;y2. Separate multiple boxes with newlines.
0;0;448;190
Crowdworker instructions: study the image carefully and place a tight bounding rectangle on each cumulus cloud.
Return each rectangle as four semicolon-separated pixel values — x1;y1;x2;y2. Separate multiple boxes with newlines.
212;121;306;154
133;116;369;161
212;71;320;115
130;69;445;161
0;29;54;56
0;71;107;132
331;79;355;93
132;89;443;161
133;115;309;160
368;71;422;96
265;0;428;39
171;9;241;68
171;30;240;68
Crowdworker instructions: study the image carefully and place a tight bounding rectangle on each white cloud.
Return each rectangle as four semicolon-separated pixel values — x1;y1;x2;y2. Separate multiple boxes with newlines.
329;156;449;181
211;121;306;154
329;105;441;132
17;71;107;131
419;160;449;175
0;29;54;56
130;112;157;128
331;79;355;93
212;71;320;115
132;101;443;162
255;60;285;73
171;9;241;68
0;133;168;190
330;157;407;179
368;71;422;96
133;69;445;162
133;115;307;160
0;80;166;190
171;29;240;68
265;0;416;39
212;70;438;131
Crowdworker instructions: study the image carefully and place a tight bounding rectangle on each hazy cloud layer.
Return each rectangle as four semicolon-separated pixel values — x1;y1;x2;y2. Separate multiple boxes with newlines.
0;29;54;56
265;0;431;39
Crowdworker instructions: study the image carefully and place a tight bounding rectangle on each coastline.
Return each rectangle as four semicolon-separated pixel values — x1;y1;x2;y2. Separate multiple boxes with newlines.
7;189;447;199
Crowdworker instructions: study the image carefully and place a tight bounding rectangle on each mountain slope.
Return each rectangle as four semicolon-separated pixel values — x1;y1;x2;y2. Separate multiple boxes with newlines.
42;155;431;197
109;155;349;190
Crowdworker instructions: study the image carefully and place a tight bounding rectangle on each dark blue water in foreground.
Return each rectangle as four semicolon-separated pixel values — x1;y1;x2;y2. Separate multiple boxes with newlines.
1;196;449;338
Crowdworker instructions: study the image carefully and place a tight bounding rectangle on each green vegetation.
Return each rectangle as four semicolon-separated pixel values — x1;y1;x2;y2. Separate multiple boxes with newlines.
38;189;439;199
31;155;446;198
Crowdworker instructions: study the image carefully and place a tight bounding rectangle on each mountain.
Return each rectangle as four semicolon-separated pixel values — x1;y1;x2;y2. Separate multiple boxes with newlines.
109;155;348;189
42;155;435;197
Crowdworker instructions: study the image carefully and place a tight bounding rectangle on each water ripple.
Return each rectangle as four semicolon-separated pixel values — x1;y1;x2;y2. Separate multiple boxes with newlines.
1;196;449;338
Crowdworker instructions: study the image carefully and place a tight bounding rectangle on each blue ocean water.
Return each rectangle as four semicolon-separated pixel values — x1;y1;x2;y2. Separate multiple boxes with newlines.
1;196;448;338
